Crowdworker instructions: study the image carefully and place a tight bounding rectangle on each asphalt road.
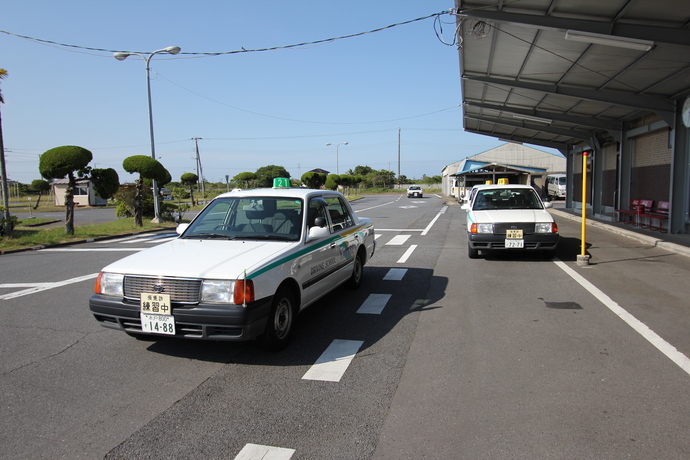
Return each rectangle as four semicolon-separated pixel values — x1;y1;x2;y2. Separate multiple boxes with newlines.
1;194;689;459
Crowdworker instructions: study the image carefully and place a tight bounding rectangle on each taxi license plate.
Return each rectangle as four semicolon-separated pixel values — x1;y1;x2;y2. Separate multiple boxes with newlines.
506;229;523;239
505;239;524;248
140;293;175;335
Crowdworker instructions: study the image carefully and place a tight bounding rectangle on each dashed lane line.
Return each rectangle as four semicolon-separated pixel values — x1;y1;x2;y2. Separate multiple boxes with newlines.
301;339;364;382
397;245;417;264
356;294;392;315
386;235;411;246
234;443;295;460
383;268;407;281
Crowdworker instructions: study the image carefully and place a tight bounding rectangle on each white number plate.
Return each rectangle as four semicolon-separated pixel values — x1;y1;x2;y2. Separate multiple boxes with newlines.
505;239;524;248
140;293;175;335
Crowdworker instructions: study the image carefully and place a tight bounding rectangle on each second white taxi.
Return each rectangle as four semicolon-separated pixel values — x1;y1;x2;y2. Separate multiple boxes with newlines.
464;184;558;259
89;181;376;350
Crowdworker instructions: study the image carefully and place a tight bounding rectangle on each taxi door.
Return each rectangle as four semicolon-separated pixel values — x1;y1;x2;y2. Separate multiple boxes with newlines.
300;197;348;304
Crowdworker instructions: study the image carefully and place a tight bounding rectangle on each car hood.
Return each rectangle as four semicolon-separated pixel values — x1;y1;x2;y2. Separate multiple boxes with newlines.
101;238;295;279
470;209;554;223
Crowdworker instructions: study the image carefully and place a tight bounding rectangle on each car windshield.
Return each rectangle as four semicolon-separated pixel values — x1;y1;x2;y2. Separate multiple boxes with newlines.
472;188;543;210
182;197;303;241
409;186;421;190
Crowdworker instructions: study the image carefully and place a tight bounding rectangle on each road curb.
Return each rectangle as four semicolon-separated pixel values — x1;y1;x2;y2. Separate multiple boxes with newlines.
550;209;690;259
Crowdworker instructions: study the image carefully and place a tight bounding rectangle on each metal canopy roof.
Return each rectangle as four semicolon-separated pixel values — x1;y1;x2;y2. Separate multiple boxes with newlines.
454;0;690;152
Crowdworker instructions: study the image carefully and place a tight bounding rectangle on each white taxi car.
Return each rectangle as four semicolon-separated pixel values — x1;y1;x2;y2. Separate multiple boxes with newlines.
464;184;558;259
89;181;376;350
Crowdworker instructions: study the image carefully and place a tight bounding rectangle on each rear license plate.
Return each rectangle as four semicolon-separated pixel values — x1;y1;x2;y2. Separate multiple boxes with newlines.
506;229;523;239
505;239;524;248
140;293;174;335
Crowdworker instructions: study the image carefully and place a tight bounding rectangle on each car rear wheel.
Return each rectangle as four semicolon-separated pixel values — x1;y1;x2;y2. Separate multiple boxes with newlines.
258;286;296;351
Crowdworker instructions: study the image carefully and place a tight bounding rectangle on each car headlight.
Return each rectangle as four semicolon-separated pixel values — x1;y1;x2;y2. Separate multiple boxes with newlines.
470;223;494;233
201;280;236;303
535;222;557;233
95;272;124;296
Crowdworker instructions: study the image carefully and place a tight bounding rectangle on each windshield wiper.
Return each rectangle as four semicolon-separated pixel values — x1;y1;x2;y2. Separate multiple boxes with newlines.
184;232;236;240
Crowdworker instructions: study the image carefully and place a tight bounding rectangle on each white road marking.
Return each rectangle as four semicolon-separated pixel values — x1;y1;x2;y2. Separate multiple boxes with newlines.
355;196;402;213
421;206;447;236
376;228;424;232
0;273;99;300
234;443;295;460
357;293;392;315
302;339;364;382
95;234;145;243
397;245;417;264
554;259;690;376
398;205;418;209
146;237;176;244
383;268;407;281
39;248;147;252
386;235;411;246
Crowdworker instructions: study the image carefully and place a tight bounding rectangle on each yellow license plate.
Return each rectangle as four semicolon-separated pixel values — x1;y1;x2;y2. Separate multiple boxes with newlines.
140;293;172;315
506;229;523;239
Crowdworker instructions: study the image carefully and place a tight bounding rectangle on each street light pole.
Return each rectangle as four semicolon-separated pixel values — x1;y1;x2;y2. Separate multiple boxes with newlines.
326;142;348;175
114;46;180;222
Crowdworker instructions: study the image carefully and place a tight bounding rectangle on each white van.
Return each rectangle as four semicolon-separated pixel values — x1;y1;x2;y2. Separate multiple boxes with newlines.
545;174;566;199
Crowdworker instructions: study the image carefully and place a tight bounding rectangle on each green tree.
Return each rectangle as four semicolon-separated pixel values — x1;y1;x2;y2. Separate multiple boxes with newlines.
30;179;51;209
39;145;93;235
90;168;120;201
234;171;257;188
347;165;373;176
255;165;290;187
180;172;199;206
301;171;327;189
123;155;170;226
325;174;341;191
0;69;10;236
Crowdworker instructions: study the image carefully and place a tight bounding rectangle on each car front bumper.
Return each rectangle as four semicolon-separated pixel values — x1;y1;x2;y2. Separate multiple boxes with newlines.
89;294;272;341
468;233;559;251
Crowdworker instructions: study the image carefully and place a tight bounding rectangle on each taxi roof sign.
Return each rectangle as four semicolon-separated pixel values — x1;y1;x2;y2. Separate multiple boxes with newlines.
273;177;291;188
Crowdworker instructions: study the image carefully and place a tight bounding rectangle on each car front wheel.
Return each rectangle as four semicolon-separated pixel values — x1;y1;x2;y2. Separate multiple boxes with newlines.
468;242;479;259
258;286;296;351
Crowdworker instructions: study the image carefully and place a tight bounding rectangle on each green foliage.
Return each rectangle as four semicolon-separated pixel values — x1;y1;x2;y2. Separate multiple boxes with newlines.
114;184;153;218
325;174;341;191
122;155;170;183
233;171;256;188
39;146;93;179
90;168;120;199
301;171;327;189
0;205;18;237
30;179;51;193
255;165;290;187
180;173;198;185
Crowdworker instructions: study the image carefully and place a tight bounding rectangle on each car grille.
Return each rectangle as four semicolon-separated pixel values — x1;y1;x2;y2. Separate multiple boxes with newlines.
493;223;535;235
123;275;202;304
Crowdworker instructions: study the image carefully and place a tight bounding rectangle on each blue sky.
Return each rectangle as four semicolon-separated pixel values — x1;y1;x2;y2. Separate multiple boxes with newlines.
2;0;525;185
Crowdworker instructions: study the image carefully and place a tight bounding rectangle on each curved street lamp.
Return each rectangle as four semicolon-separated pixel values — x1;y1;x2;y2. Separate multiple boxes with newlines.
114;46;181;222
326;142;348;175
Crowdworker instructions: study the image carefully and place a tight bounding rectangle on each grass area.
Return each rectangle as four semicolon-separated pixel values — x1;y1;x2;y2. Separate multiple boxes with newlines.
1;218;176;253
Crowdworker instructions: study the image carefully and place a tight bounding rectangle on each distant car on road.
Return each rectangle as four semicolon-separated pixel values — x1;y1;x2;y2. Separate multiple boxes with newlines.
89;181;376;350
407;185;423;198
463;184;558;259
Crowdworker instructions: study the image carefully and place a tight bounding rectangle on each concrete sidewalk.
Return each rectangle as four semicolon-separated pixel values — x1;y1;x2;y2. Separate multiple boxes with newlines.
550;208;690;259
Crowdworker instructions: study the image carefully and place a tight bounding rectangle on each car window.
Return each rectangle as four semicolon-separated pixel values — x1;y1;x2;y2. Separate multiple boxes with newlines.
183;197;303;241
473;189;543;210
325;196;354;231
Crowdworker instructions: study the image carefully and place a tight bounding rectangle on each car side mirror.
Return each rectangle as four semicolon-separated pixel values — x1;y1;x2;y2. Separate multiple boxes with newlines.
543;201;553;209
176;223;189;235
461;203;470;210
308;225;330;241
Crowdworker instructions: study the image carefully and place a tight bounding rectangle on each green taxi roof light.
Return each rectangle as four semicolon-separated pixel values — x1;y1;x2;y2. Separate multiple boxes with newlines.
273;178;291;188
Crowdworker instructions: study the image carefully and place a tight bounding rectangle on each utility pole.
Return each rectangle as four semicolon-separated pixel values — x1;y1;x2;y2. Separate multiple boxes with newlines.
397;128;401;189
192;138;205;199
